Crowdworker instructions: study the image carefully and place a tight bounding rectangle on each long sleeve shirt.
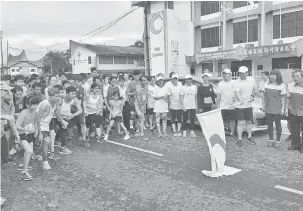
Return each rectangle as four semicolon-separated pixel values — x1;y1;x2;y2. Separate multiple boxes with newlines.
197;84;216;109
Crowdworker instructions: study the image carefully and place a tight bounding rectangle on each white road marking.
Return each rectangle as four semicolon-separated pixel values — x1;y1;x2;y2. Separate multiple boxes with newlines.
105;140;163;157
275;185;303;196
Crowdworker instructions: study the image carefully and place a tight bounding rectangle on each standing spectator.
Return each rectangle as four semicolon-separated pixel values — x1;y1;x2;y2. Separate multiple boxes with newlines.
135;76;149;139
83;83;104;143
153;76;169;138
197;72;216;113
14;75;27;95
217;69;239;138
258;71;269;96
181;74;198;138
118;76;130;131
167;74;183;137
147;76;157;131
234;66;257;147
91;67;98;78
260;69;286;148
285;69;303;153
0;81;20;165
124;73;130;89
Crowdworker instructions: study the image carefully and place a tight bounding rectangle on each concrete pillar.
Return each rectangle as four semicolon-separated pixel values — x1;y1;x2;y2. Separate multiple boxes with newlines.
261;1;266;46
301;56;303;70
258;14;262;46
194;1;201;54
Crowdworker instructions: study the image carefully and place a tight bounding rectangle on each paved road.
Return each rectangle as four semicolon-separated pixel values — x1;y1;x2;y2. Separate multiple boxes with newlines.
1;128;302;211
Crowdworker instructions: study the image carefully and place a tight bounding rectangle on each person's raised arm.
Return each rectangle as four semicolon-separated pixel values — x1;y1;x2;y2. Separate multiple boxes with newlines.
16;110;28;133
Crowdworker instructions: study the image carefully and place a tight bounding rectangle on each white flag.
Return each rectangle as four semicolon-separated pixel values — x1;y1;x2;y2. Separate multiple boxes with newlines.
197;109;241;178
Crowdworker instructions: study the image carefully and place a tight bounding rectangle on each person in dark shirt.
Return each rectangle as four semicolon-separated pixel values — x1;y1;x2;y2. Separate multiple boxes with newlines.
197;73;216;113
11;85;24;118
26;82;46;103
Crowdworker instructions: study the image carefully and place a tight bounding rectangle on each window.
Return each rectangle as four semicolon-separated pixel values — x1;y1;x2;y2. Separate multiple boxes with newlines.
233;19;258;44
201;26;222;48
127;56;138;64
11;69;15;73
272;57;302;69
114;56;127;64
202;63;213;72
201;1;220;16
273;10;303;39
233;1;258;9
139;56;144;61
99;55;113;64
30;69;36;73
166;1;174;10
88;56;91;64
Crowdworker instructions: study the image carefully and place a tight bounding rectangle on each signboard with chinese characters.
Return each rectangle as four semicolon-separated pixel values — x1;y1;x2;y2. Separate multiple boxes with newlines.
245;44;296;58
195;46;247;62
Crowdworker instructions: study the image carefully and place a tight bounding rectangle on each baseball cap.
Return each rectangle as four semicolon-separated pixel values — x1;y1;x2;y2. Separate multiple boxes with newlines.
201;73;212;78
222;68;231;74
0;81;14;91
171;74;178;79
185;74;193;79
238;66;248;73
156;76;163;81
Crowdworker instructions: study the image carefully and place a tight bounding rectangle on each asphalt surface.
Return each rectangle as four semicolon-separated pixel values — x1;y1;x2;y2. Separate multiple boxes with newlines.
1;127;303;211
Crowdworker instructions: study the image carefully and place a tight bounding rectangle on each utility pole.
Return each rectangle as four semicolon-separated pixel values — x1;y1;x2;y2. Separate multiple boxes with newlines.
0;31;3;73
144;2;151;76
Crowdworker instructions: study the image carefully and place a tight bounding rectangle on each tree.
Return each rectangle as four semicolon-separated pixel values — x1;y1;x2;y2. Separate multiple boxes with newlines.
130;40;144;48
41;50;71;74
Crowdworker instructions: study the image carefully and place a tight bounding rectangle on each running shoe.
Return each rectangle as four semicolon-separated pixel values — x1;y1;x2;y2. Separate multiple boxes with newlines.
21;171;33;181
60;147;72;155
246;137;256;145
273;141;281;148
96;136;103;143
177;131;182;137
267;140;274;147
104;134;109;141
48;152;60;160
237;139;243;147
173;132;178;137
18;164;33;171
190;131;197;138
124;134;130;140
183;131;187;138
42;161;51;171
31;154;43;161
54;141;61;147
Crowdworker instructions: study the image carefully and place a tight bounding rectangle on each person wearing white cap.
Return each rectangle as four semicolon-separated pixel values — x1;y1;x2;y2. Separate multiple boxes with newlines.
164;72;182;90
166;74;183;136
181;74;198;138
217;69;240;139
153;76;169;137
197;72;216;113
234;66;257;147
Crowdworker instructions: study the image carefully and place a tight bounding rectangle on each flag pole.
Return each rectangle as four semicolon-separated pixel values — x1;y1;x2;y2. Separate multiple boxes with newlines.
219;1;221;47
196;99;254;117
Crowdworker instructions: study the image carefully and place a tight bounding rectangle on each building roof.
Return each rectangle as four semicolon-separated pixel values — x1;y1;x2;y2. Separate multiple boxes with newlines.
6;50;43;68
70;40;144;56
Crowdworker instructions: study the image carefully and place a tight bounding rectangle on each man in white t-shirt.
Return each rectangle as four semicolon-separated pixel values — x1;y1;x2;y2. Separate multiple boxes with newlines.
217;69;240;139
234;66;257;147
180;74;197;138
153;76;169;137
167;74;183;136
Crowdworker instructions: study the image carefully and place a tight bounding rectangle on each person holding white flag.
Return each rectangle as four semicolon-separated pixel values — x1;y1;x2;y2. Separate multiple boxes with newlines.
234;66;257;147
217;69;240;139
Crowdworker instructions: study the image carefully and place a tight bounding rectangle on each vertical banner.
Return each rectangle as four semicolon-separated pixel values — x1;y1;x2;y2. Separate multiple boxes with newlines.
197;110;241;178
149;10;166;76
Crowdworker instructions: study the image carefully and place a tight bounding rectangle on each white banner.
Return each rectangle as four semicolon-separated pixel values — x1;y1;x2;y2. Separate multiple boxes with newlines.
197;110;241;178
149;10;166;76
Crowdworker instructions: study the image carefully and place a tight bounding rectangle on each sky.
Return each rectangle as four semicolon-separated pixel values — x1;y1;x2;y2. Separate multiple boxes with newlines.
0;1;144;62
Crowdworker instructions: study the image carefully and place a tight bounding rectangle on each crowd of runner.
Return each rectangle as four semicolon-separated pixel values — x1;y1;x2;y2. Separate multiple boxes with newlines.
1;66;303;188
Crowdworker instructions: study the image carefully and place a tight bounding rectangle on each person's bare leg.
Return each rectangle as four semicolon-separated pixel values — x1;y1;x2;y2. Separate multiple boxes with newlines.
156;113;161;137
246;121;252;138
162;113;168;136
229;120;236;135
237;120;245;140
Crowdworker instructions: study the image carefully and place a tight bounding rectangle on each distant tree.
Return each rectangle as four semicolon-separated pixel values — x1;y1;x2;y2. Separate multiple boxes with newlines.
130;40;144;48
41;50;71;74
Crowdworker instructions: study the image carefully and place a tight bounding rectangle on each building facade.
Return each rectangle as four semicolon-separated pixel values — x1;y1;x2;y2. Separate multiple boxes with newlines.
70;40;145;75
133;1;303;82
4;50;43;76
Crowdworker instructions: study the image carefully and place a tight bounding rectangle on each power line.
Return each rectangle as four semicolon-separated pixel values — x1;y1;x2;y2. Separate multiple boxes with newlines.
9;6;140;52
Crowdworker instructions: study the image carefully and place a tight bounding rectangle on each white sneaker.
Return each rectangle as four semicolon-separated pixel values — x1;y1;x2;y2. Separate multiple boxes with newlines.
190;131;197;138
60;147;72;155
173;132;178;137
42;161;51;171
104;134;108;141
124;134;130;140
183;131;187;137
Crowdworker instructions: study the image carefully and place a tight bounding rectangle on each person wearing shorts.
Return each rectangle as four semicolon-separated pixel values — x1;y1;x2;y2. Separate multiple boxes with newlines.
36;88;65;171
83;83;104;143
217;69;239;139
104;91;130;141
166;74;183;137
147;76;156;131
234;66;257;147
153;76;169;138
16;96;40;181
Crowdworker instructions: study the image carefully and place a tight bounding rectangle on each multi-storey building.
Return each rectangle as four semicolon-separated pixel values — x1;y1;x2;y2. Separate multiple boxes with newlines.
132;1;303;81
